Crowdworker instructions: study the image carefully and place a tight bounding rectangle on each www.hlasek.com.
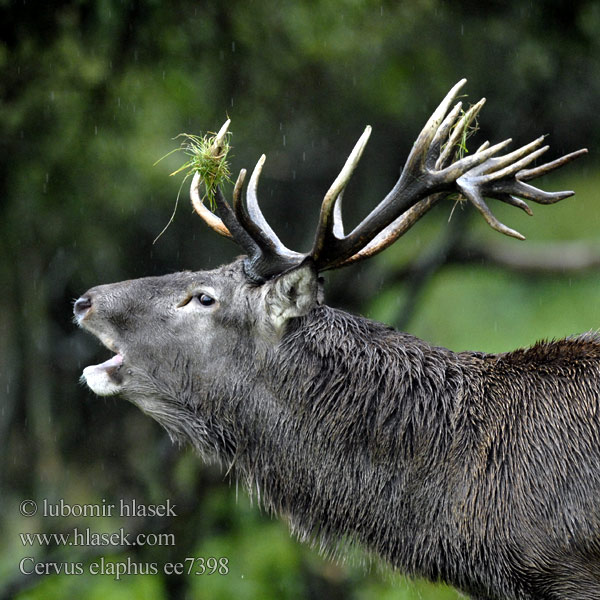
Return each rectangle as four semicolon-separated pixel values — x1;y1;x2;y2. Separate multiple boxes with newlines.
18;498;229;579
21;527;175;548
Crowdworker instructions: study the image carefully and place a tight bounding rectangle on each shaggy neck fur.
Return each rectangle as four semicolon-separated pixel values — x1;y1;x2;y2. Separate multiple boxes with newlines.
195;306;480;585
186;305;600;599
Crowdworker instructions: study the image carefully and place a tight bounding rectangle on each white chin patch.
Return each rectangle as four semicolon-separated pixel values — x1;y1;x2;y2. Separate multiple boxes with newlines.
81;354;124;396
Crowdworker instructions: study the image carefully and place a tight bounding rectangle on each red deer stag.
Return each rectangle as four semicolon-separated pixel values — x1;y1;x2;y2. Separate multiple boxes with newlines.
75;80;595;599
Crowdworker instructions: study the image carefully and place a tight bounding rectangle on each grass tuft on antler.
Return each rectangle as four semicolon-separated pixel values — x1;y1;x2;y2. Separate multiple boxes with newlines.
166;125;233;210
443;103;481;219
153;121;233;243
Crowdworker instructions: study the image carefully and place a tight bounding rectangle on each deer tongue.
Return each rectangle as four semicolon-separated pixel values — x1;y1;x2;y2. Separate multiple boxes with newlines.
94;353;123;372
84;352;123;379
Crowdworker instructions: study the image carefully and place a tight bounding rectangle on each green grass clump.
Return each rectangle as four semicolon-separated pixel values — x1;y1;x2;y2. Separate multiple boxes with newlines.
168;128;233;209
154;123;233;242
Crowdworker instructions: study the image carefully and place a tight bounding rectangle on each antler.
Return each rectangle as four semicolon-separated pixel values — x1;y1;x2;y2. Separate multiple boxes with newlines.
191;80;587;282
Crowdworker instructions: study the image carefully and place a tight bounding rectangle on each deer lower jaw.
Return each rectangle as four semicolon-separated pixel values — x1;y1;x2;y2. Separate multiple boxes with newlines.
82;353;124;396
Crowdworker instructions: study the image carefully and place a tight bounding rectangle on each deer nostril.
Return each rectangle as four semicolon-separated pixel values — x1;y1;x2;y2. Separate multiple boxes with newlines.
74;295;93;318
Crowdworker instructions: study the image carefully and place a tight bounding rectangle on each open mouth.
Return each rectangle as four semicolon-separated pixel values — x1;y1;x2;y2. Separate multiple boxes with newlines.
81;339;125;397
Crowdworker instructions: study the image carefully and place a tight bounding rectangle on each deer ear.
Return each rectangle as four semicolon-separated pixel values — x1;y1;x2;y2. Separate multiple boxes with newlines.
264;264;318;332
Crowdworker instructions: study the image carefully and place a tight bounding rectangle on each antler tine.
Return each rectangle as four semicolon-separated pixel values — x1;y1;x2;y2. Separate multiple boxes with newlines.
234;155;299;258
190;119;235;239
212;185;262;254
492;193;533;216
458;180;526;240
232;168;247;208
465;136;548;181
436;98;486;170
213;118;231;152
438;137;513;179
226;154;303;282
311;125;372;260
517;148;588;186
189;118;261;257
191;119;305;283
403;78;467;175
233;155;274;249
190;172;232;239
332;193;345;238
427;101;464;170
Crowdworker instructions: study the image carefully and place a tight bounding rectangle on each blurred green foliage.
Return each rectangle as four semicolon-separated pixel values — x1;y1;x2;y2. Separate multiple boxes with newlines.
1;1;599;598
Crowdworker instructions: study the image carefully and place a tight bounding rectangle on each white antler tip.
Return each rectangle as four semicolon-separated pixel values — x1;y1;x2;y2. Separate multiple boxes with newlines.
213;119;231;150
217;118;231;136
454;78;467;91
249;155;267;190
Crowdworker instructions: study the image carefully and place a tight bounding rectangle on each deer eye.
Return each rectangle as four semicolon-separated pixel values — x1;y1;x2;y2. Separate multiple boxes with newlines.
176;291;217;309
196;293;215;307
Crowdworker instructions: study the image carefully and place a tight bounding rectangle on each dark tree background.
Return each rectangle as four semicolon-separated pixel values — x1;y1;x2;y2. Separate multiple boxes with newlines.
1;1;599;598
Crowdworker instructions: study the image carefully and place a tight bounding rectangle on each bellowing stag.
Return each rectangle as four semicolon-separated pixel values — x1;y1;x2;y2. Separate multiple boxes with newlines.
74;80;597;599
